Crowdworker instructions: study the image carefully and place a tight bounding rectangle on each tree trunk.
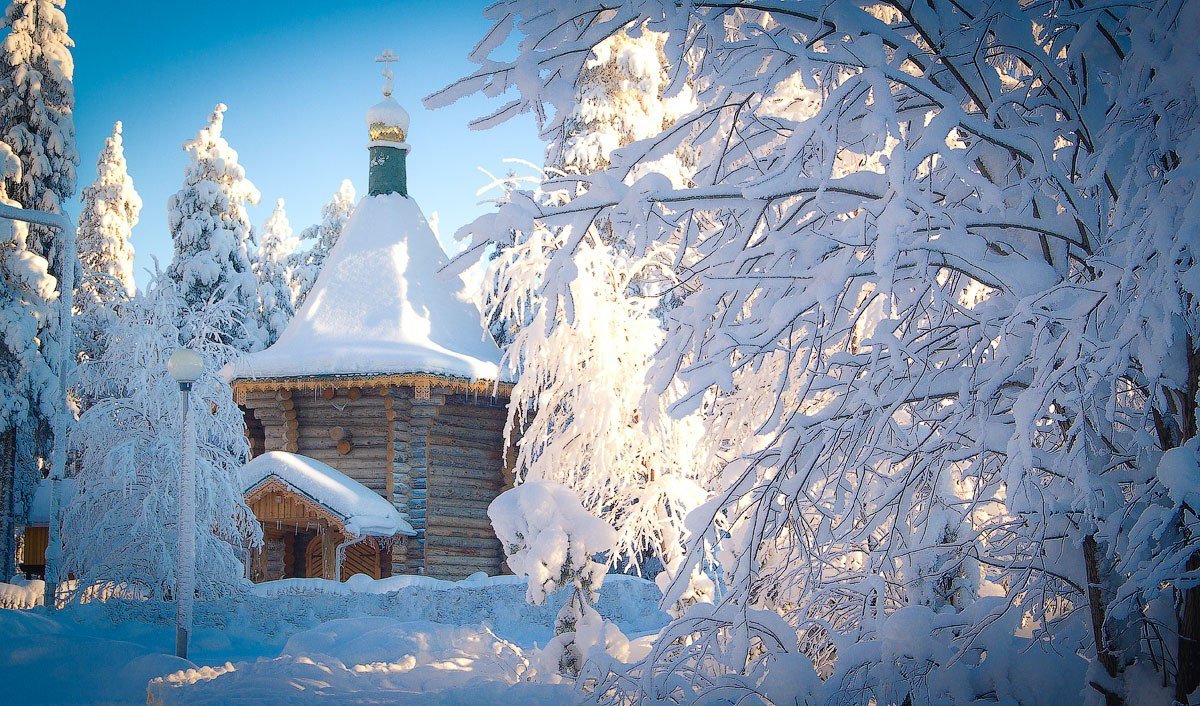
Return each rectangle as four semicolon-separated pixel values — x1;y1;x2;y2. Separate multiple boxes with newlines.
0;430;14;580
1084;534;1125;706
1174;338;1200;704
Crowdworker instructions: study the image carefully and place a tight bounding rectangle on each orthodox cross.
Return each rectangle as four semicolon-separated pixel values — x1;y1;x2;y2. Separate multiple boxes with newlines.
376;49;399;97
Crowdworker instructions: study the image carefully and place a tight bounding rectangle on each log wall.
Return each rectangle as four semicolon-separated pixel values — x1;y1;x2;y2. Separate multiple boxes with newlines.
240;381;510;581
425;395;508;580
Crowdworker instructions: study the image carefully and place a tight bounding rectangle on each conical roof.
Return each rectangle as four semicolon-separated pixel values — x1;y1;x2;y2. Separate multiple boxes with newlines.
228;193;503;383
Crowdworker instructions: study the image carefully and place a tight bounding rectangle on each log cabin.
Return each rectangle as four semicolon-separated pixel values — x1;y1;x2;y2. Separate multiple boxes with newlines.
225;72;514;582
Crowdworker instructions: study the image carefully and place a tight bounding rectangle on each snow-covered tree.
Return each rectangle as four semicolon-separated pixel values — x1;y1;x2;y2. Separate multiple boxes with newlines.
0;0;77;576
489;481;623;678
0;141;56;579
63;273;261;600
166;103;263;352
0;0;77;269
441;1;1196;703
253;198;296;347
289;178;354;309
75;121;140;365
435;25;710;575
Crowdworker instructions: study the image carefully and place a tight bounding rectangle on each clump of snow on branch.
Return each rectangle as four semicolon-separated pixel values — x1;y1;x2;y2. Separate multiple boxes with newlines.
489;482;634;678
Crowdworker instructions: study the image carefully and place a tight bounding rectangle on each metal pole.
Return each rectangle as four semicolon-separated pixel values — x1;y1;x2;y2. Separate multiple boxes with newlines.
44;208;74;610
175;383;195;659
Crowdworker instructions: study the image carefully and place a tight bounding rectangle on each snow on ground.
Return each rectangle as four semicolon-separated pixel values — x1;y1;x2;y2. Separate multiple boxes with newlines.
0;573;664;705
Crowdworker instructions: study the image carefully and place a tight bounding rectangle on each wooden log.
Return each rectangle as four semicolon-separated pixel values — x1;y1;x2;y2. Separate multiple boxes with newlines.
280;398;295;411
382;396;395;410
337;439;353;456
425;524;501;541
424;516;495;531
301;426;390;440
427;465;502;483
329;426;348;442
429;485;501;502
347;387;362;400
427;498;493;515
427;534;502;551
321;388;336;400
422;554;501;571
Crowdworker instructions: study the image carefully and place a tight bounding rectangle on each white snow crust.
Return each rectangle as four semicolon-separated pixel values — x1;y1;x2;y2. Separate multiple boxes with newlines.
226;194;504;383
240;451;415;537
366;95;411;135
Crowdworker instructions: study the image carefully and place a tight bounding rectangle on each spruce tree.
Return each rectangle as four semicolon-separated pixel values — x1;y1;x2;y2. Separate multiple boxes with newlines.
290;178;354;308
0;0;78;268
75;121;140;364
253;198;296;347
0;142;56;578
0;0;77;576
166;103;263;352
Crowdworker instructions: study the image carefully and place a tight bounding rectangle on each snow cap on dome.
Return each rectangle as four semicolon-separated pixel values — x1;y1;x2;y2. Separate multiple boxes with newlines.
367;95;410;145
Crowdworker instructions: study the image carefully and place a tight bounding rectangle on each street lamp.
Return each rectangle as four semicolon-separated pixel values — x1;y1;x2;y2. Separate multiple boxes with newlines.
167;347;203;660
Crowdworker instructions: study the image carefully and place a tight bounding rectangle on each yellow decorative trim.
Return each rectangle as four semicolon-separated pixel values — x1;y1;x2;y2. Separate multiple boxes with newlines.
369;121;406;143
414;379;431;401
232;372;512;400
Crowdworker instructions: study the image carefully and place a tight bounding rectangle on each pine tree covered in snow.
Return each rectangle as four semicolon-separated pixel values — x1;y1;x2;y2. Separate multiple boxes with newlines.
0;0;75;579
63;274;261;600
0;0;77;270
289;178;354;309
166;103;263;352
75;121;140;366
443;2;1199;703
0;141;56;580
252;198;296;347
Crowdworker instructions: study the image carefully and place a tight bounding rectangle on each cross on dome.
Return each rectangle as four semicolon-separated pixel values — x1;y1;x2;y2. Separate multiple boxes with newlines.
375;49;399;97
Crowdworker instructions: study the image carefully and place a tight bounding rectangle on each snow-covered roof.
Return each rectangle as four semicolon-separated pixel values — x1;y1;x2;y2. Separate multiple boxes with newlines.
226;193;505;384
28;477;76;525
240;451;415;537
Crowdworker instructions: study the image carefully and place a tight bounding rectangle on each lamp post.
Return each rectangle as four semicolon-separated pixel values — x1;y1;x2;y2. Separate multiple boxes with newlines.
167;348;203;660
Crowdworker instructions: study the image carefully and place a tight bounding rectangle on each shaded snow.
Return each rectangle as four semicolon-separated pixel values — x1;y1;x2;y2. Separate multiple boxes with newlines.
240;451;415;537
226;193;504;383
28;476;76;524
0;573;666;705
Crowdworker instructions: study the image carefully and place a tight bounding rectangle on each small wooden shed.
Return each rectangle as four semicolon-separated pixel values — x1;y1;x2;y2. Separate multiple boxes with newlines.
226;88;514;581
241;451;415;581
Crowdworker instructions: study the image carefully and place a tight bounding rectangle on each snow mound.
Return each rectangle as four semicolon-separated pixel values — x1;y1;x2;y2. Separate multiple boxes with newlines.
226;194;504;383
241;451;415;537
148;618;571;705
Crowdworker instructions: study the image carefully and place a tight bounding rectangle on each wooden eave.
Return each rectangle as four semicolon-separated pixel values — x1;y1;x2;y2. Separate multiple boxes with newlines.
244;475;401;541
231;371;512;404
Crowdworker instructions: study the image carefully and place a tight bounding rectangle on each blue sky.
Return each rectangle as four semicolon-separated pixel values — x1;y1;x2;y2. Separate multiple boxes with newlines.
67;0;543;288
